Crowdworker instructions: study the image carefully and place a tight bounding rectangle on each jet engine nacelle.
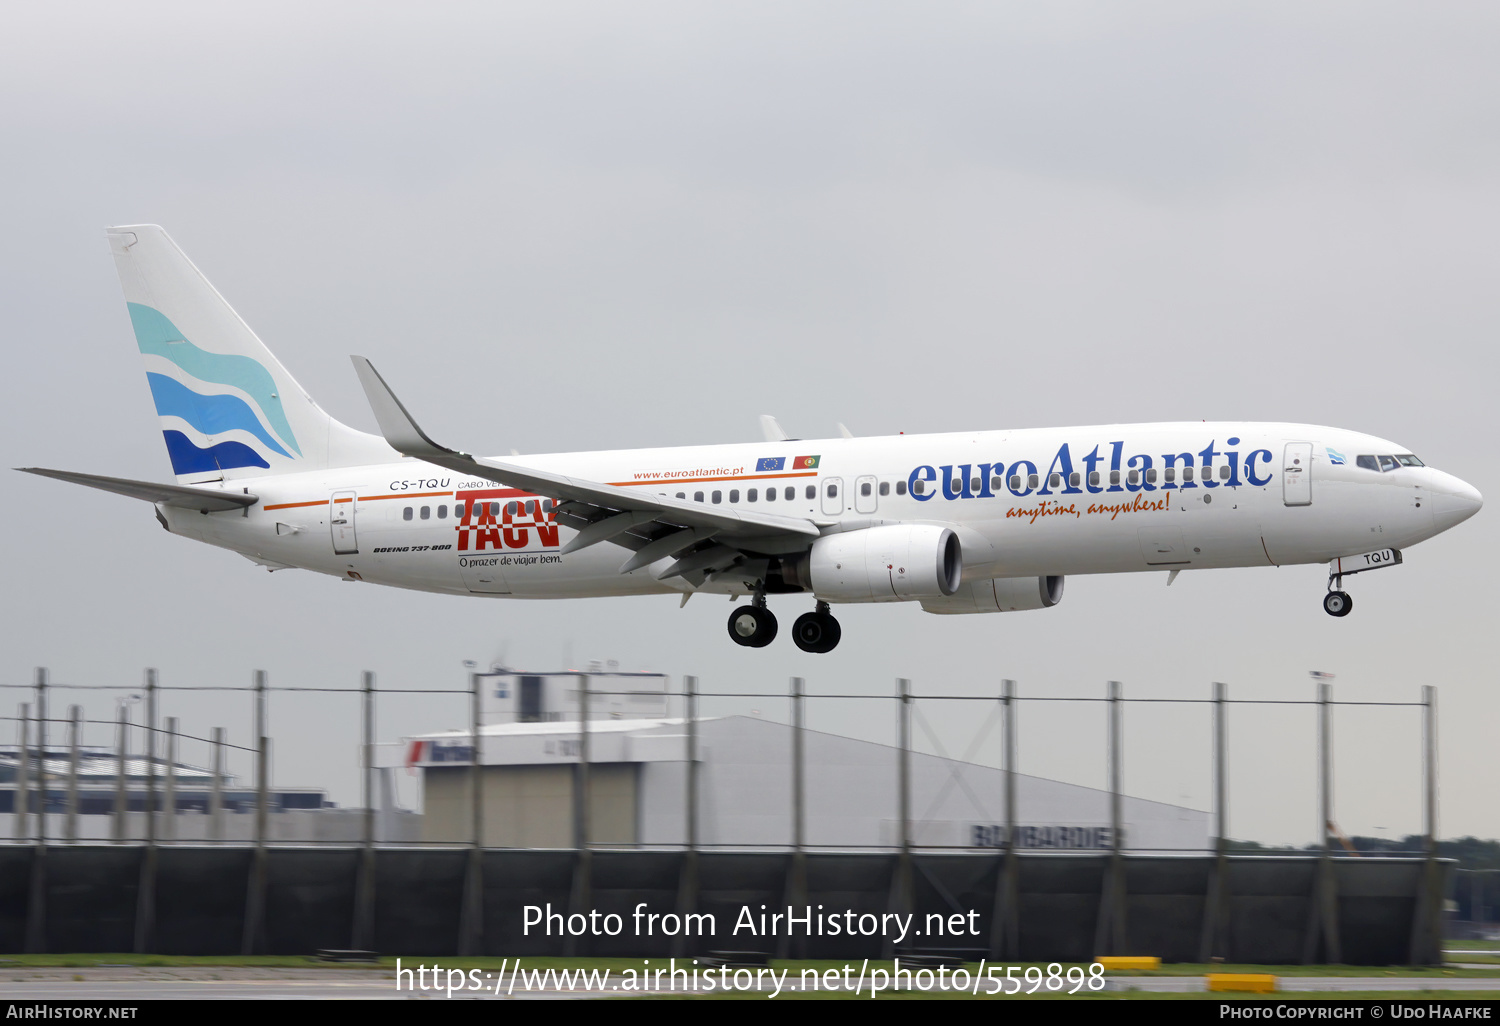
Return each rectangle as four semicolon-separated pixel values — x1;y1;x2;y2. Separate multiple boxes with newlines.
803;524;963;602
921;575;1065;614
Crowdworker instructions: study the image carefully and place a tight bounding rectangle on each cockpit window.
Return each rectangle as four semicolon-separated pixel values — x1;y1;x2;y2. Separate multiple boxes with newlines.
1378;455;1398;472
1357;454;1418;472
1396;454;1424;467
1356;455;1379;471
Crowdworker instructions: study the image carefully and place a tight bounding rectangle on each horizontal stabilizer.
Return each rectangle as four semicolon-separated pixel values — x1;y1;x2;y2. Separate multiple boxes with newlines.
17;467;257;512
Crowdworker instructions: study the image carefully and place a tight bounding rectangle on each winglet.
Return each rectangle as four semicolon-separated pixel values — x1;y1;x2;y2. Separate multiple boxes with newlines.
351;356;463;461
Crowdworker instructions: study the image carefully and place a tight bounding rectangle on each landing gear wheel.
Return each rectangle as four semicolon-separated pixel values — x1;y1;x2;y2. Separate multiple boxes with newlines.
728;605;778;647
1323;591;1353;617
792;611;842;653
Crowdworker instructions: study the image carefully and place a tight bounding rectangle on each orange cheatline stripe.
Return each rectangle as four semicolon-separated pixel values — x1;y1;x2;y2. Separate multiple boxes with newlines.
608;471;819;488
264;491;454;511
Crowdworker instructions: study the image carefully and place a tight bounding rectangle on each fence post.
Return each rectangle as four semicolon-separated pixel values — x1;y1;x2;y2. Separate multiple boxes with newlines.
1304;678;1341;964
34;668;47;847
134;669;159;954
459;671;485;956
112;705;127;843
1409;685;1442;964
1199;681;1231;961
241;669;269;956
1094;681;1128;957
66;705;80;844
782;676;807;960
163;717;177;842
209;728;224;841
888;678;914;959
989;679;1020;959
24;669;48;954
15;704;29;842
352;672;376;951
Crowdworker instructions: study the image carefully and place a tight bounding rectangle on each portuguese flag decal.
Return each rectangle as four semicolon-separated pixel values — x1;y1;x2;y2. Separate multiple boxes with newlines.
794;455;821;470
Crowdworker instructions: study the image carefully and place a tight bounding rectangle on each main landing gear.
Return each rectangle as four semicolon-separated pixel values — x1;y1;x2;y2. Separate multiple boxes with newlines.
726;593;841;652
792;602;841;654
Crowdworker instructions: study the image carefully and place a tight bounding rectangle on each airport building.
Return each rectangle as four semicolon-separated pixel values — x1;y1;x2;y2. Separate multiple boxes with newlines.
391;672;1210;851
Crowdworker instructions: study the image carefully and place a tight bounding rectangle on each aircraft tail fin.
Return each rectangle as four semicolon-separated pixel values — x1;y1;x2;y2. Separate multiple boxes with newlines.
106;225;394;483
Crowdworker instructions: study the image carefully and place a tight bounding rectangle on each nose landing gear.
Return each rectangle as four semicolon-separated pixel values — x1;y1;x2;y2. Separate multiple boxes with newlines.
1322;590;1353;617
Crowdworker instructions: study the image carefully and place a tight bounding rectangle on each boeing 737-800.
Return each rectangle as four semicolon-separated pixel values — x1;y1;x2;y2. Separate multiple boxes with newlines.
19;226;1484;652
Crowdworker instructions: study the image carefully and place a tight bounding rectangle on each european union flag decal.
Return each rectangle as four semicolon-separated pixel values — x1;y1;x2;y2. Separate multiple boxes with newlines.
756;456;785;472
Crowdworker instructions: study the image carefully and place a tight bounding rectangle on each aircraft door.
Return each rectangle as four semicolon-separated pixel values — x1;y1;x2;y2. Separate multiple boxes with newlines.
330;491;359;554
1283;443;1313;506
821;477;844;516
854;475;878;514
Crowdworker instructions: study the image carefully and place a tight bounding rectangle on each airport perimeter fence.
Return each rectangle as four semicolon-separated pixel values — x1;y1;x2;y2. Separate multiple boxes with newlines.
0;668;1454;961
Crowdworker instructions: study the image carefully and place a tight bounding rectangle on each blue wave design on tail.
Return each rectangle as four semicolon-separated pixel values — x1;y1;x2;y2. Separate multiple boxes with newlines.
128;303;302;456
163;431;270;475
146;373;291;458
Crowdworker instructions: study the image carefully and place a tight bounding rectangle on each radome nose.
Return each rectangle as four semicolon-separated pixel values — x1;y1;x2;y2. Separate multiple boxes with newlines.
1430;472;1483;532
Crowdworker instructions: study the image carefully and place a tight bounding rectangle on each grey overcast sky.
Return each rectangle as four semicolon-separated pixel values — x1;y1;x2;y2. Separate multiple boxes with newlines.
2;2;1496;846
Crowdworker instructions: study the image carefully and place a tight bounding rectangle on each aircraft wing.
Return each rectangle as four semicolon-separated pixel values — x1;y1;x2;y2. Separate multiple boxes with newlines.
17;467;257;512
351;357;823;584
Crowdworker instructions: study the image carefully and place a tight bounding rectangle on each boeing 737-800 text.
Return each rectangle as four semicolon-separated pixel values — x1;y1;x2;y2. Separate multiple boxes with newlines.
19;226;1484;652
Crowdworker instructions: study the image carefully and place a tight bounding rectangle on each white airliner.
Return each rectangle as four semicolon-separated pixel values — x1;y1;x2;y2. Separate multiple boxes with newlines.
20;226;1484;653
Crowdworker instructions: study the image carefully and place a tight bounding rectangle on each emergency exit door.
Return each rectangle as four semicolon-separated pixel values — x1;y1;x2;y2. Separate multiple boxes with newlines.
1283;443;1313;506
330;491;359;554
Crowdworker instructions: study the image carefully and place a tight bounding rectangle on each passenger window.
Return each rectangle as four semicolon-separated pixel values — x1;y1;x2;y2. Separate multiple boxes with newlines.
437;504;447;519
826;484;837;498
711;490;722;504
420;506;431;520
489;503;500;517
1182;467;1193;482
525;500;536;515
1356;456;1378;471
970;478;980;492
676;491;686;499
1128;470;1140;486
860;482;871;497
1146;469;1157;484
1164;468;1176;483
1219;465;1230;480
1049;473;1061;488
879;481;890;496
990;477;1002;491
729;489;740;503
541;500;552;513
694;491;704;502
1110;470;1120;486
1069;473;1081;488
1008;475;1021;491
506;502;518;516
895;480;906;496
913;480;925;495
403;507;413;521
765;488;776;502
1379;455;1398;472
1027;474;1039;489
802;485;812;500
748;488;758;502
453;502;464;518
1088;471;1100;487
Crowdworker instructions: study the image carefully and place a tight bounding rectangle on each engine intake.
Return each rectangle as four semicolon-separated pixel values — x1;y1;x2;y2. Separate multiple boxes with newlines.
804;524;962;602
